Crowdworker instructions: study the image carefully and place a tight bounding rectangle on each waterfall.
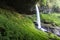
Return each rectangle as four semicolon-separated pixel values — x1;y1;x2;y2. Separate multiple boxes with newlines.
35;4;47;31
35;4;41;29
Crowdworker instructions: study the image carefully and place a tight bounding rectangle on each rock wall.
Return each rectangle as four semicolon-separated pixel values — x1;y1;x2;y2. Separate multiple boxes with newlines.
0;0;39;14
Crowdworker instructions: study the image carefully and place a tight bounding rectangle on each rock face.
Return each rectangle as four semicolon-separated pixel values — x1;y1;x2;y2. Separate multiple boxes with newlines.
0;0;38;14
41;23;60;36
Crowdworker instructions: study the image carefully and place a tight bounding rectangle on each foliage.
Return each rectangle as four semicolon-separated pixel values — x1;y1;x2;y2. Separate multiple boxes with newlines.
0;8;60;40
47;0;60;8
41;13;60;26
0;8;49;40
39;0;47;6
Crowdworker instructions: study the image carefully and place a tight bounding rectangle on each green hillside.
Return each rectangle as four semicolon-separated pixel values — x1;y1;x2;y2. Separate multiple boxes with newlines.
0;8;60;40
41;13;60;26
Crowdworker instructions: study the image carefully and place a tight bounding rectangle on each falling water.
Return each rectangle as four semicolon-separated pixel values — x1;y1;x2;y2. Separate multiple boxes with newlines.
35;4;47;31
35;4;41;29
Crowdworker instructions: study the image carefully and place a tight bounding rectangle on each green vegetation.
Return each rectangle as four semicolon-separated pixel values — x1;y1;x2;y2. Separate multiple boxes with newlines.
40;0;47;6
0;8;60;40
47;0;60;8
0;8;49;40
26;13;60;27
41;13;60;26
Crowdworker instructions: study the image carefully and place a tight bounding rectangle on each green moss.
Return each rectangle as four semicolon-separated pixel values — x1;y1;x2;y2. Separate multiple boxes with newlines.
0;8;49;40
0;8;60;40
41;13;60;26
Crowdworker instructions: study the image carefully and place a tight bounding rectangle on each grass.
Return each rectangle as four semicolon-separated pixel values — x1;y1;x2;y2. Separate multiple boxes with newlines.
0;8;49;40
0;8;60;40
40;13;60;26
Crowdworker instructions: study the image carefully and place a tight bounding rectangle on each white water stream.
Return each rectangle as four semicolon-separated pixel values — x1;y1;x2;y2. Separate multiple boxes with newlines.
35;4;41;29
35;4;47;31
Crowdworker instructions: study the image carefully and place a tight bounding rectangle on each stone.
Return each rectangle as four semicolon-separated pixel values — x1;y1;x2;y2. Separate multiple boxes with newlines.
0;0;39;14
